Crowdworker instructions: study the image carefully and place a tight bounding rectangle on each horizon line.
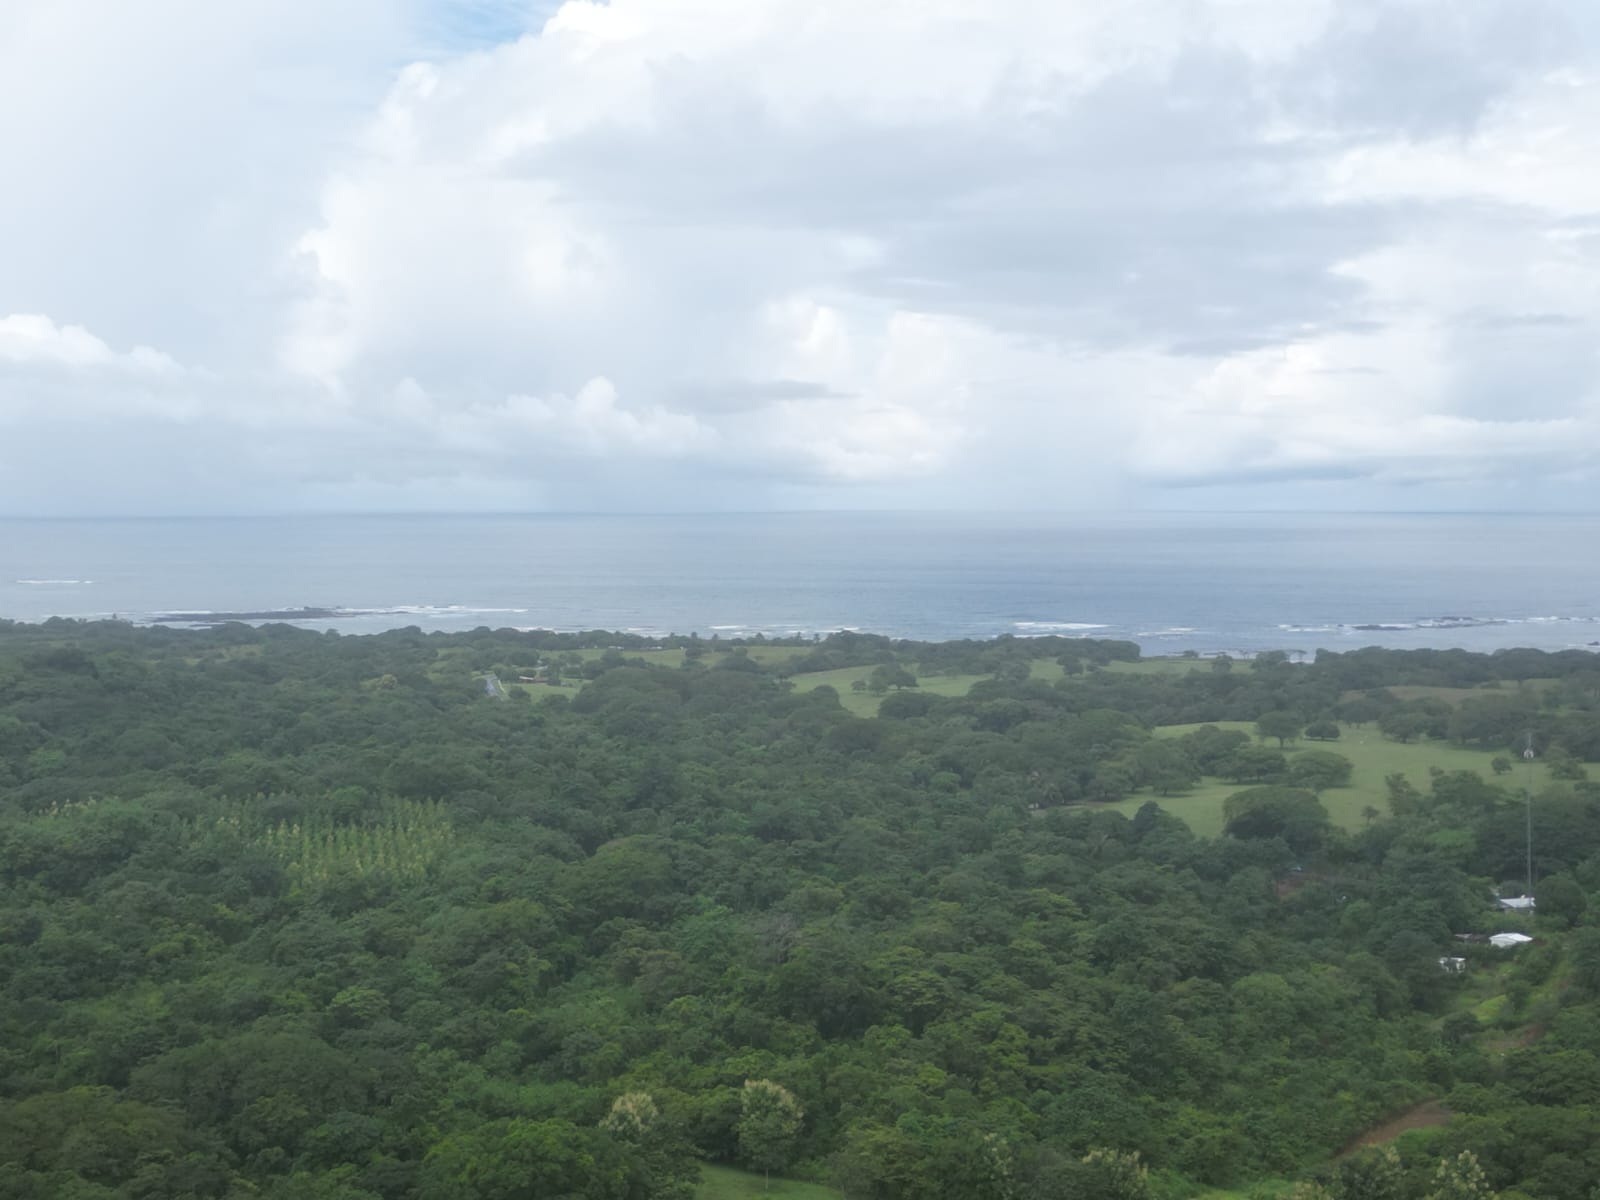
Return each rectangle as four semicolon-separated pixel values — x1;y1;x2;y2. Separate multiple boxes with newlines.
3;507;1600;521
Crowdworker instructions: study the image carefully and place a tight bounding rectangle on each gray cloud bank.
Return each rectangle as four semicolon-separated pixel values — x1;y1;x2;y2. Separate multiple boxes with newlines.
3;0;1600;514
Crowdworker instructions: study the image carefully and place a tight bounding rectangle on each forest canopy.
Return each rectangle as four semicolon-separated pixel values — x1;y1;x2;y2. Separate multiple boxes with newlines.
2;619;1599;1199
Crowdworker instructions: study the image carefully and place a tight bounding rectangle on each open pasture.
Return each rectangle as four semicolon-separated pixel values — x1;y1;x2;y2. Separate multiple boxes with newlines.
1103;721;1557;836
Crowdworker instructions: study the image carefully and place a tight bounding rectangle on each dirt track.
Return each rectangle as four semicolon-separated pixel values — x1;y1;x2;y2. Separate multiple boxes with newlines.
1340;1100;1452;1155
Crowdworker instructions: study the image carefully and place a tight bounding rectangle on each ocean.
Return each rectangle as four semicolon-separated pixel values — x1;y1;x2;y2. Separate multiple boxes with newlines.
2;512;1598;657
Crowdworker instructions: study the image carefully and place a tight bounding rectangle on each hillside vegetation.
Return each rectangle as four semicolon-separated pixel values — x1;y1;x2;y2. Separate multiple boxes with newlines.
2;621;1600;1199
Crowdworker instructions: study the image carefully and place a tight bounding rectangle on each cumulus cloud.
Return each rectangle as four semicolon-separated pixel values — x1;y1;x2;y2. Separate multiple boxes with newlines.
2;0;1599;513
0;314;181;374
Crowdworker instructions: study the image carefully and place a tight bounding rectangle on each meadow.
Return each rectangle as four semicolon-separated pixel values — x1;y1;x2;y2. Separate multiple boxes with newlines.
492;645;1256;713
1107;720;1555;837
489;646;1551;839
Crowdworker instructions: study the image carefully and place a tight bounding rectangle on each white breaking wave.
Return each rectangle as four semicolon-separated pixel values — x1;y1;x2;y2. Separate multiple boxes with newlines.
16;578;94;585
387;605;530;617
1277;614;1600;635
1012;621;1109;632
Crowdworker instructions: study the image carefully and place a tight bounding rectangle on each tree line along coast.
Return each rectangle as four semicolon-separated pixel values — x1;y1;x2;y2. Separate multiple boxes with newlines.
2;619;1600;1199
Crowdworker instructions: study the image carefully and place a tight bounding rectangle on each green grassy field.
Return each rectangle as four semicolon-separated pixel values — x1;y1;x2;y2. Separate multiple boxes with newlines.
788;667;990;717
569;646;692;666
1098;722;1556;837
1361;679;1559;705
569;645;816;668
696;1166;841;1200
794;654;1250;716
1101;778;1254;838
496;651;1253;712
507;680;584;700
1106;657;1253;677
1027;656;1251;683
1368;685;1489;704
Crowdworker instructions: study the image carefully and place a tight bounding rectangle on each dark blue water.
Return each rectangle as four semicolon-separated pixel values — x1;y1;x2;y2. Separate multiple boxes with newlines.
1;512;1597;656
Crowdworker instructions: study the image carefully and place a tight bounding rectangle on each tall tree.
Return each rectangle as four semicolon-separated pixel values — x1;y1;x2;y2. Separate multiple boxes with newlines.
737;1080;804;1190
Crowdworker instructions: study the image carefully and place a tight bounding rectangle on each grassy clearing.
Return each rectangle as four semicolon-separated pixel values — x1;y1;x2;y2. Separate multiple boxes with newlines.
509;681;584;701
696;1166;841;1200
568;645;816;668
1108;657;1253;677
788;667;989;717
494;652;1247;715
1104;723;1556;838
1371;685;1491;705
786;666;880;715
789;654;1245;715
1031;657;1253;681
570;647;690;666
1101;779;1248;839
1357;679;1560;706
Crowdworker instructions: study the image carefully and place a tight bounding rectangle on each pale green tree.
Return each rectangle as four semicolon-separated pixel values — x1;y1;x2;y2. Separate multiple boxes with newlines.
600;1091;660;1139
600;1091;697;1200
1425;1151;1496;1200
1330;1146;1404;1200
737;1079;804;1190
1078;1148;1151;1200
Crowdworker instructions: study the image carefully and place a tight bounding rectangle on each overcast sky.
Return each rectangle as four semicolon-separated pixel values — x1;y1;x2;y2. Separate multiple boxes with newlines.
4;0;1600;514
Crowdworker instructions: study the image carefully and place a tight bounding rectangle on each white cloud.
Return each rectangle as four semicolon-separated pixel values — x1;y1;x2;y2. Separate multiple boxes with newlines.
0;314;181;374
2;0;1600;513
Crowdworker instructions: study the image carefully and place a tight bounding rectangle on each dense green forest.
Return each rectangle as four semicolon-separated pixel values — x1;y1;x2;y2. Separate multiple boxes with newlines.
4;620;1600;1199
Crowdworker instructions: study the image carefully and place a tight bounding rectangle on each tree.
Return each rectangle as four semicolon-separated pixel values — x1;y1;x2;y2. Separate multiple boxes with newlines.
1305;721;1340;741
1134;739;1199;795
868;664;917;694
1386;772;1425;816
1286;749;1353;794
1425;1151;1496;1200
1536;874;1587;928
601;1091;661;1140
879;690;936;719
1219;745;1288;784
1180;725;1251;772
1223;787;1330;854
1329;1145;1404;1200
737;1079;804;1189
1379;710;1432;744
601;1092;697;1200
1546;746;1588;781
419;1118;620;1200
1569;927;1600;994
1257;711;1302;747
1077;1148;1151;1200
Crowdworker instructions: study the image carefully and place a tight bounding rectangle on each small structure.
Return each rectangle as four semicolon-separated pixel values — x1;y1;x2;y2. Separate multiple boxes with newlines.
1497;895;1537;911
1438;956;1468;973
1489;932;1533;949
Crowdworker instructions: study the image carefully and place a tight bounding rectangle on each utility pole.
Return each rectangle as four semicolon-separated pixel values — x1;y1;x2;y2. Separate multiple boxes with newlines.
1523;731;1536;897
